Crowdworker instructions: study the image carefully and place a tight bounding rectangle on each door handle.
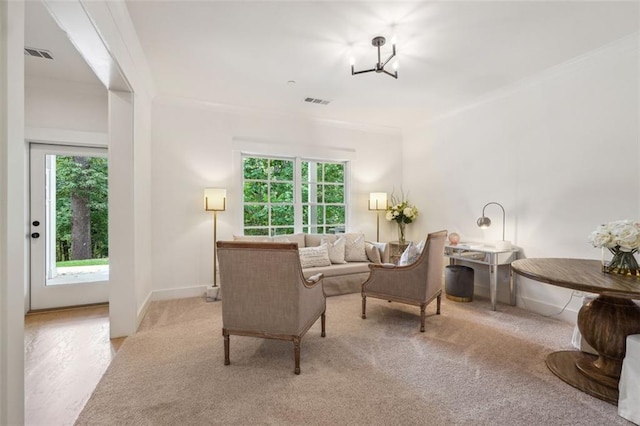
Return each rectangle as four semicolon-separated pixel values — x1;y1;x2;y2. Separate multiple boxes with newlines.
31;232;40;239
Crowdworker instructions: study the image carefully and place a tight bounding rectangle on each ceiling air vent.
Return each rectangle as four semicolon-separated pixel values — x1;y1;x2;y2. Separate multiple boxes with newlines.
24;47;53;60
304;97;331;106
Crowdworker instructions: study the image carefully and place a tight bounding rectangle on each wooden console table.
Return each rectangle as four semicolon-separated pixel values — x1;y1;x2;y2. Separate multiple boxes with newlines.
511;258;640;404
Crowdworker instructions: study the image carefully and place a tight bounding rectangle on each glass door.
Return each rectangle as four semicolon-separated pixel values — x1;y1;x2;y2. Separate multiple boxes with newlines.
29;144;109;310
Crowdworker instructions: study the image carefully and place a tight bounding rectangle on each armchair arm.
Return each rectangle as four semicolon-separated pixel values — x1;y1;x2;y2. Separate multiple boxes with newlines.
368;262;399;270
304;273;324;287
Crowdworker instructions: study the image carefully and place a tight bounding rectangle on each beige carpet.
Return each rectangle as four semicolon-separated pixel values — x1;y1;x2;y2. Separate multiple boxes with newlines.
75;294;630;425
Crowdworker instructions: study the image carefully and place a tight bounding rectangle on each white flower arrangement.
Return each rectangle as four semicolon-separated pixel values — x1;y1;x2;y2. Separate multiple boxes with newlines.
588;220;640;252
385;199;418;224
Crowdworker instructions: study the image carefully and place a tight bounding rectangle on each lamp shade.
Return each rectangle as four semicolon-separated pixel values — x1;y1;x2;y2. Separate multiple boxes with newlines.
477;216;491;228
204;188;226;211
369;192;388;211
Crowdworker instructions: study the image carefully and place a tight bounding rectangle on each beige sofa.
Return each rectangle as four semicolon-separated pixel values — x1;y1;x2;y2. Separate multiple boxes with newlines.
232;233;389;296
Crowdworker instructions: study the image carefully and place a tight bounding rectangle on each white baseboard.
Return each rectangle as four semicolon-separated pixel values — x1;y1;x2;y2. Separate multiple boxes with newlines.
474;283;579;324
136;292;153;330
151;285;208;302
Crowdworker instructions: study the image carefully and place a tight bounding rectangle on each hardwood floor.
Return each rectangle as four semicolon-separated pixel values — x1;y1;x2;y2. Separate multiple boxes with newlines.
24;305;125;426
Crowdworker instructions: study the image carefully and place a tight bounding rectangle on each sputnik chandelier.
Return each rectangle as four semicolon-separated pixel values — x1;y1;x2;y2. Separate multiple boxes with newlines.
350;36;398;79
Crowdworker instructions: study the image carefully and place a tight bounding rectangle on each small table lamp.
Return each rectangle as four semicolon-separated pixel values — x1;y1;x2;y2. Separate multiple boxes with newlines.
368;192;388;242
477;201;511;250
204;188;226;293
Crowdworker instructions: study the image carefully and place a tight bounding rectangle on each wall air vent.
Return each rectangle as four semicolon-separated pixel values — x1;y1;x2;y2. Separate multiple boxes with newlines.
24;47;53;60
304;97;331;105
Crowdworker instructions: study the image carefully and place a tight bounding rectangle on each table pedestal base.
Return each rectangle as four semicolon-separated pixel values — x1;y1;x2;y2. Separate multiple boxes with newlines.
546;351;618;404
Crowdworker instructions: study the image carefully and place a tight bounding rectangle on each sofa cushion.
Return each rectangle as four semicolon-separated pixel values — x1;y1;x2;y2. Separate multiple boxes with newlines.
322;236;347;264
365;241;382;264
304;233;324;247
299;243;331;268
344;233;368;262
303;261;370;278
233;235;273;242
273;233;306;248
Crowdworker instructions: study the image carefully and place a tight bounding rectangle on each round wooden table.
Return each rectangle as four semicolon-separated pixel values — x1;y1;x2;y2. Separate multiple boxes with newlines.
511;258;640;404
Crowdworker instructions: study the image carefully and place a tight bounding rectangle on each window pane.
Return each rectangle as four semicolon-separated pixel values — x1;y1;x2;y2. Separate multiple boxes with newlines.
301;184;309;203
270;183;293;203
243;182;268;203
273;227;294;236
301;161;309;180
324;184;344;203
271;159;293;181
305;183;319;203
326;225;345;234
316;206;325;225
244;205;268;226
271;205;294;226
317;185;324;203
302;205;309;225
326;205;345;224
243;157;268;180
316;163;323;182
323;163;344;183
245;228;269;236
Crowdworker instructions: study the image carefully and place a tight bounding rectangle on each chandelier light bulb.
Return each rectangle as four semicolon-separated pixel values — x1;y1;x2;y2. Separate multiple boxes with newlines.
349;56;355;66
393;61;399;70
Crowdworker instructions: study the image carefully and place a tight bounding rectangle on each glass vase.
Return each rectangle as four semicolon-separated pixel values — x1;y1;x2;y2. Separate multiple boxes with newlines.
397;222;406;245
603;247;640;277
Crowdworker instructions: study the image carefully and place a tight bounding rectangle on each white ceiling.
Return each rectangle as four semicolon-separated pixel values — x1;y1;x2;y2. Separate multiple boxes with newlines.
26;1;639;132
24;0;103;87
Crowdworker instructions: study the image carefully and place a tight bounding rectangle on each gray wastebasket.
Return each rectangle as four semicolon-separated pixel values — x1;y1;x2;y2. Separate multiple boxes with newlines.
445;265;474;302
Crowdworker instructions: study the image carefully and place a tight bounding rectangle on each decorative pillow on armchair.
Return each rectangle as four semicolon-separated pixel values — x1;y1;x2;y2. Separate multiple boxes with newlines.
299;243;332;268
398;240;425;266
344;233;369;262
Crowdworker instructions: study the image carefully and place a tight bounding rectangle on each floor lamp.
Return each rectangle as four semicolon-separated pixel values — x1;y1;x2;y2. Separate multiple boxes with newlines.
368;192;388;242
204;188;226;300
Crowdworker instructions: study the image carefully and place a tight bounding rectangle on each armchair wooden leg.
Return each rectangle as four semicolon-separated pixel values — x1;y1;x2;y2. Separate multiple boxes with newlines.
362;296;367;319
223;328;230;366
420;304;426;332
321;312;326;337
437;293;442;315
293;337;301;375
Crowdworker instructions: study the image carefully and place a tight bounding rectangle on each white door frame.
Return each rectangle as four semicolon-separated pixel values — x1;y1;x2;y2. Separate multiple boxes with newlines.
29;143;109;310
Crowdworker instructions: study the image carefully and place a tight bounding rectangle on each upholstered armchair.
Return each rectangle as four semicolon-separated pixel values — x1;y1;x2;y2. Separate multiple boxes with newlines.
216;241;326;374
361;230;447;332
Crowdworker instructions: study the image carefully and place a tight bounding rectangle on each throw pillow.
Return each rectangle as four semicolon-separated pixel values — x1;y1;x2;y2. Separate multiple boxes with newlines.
299;243;331;268
344;233;369;262
273;233;306;248
365;241;382;264
398;240;425;266
322;236;347;264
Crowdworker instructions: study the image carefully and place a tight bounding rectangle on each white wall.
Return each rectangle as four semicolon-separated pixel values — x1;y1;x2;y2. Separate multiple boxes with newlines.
1;1;26;423
25;77;107;133
150;99;403;297
403;35;639;322
78;0;155;335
